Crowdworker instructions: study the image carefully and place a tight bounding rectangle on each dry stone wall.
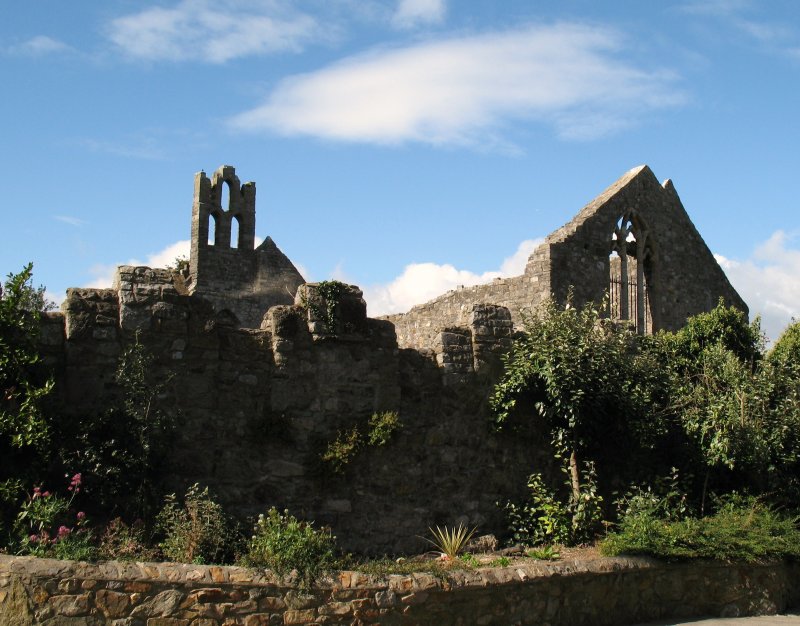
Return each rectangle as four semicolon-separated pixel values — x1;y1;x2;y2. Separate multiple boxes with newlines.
2;554;798;626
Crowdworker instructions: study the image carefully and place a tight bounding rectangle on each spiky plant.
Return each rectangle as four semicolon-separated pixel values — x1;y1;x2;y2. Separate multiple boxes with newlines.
424;523;477;560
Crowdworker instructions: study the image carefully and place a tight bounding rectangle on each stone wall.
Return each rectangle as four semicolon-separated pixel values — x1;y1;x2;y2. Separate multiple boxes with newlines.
187;166;305;329
51;279;544;555
388;165;746;350
2;554;798;625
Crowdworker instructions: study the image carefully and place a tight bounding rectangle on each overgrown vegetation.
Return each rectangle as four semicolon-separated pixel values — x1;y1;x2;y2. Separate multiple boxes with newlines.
3;263;800;572
493;296;800;552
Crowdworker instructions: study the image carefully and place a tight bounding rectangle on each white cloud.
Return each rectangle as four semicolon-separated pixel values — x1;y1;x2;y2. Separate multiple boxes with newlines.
84;236;269;288
363;238;541;316
107;0;320;63
392;0;445;29
230;23;685;147
53;215;87;227
715;230;800;343
8;35;72;57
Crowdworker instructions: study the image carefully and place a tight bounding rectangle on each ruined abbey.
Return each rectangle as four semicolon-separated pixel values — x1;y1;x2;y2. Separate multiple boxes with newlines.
40;164;746;553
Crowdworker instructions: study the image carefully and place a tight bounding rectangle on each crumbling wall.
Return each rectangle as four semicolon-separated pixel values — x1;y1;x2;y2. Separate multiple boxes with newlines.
542;165;747;331
388;165;747;350
52;273;543;554
386;244;551;350
187;165;305;328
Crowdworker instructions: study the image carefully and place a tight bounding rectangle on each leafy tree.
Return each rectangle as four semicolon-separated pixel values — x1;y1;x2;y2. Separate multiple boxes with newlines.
0;264;53;450
56;339;178;521
491;297;669;509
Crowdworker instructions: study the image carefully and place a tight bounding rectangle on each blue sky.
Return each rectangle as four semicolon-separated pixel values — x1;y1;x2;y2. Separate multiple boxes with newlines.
2;0;799;340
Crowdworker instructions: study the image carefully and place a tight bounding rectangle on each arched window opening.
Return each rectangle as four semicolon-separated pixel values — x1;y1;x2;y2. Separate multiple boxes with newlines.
609;212;652;334
207;213;217;246
230;215;240;249
221;180;231;212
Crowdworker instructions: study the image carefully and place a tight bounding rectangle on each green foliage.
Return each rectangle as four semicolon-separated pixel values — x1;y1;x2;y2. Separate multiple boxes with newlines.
240;507;337;587
0;264;53;450
303;280;348;333
768;319;800;366
156;484;235;565
665;299;763;368
367;410;401;446
458;552;480;567
320;427;361;474
490;556;511;567
321;411;401;473
423;523;477;560
491;296;671;504
614;468;691;524
602;496;800;563
503;473;570;546
526;545;560;561
502;460;603;547
59;339;178;520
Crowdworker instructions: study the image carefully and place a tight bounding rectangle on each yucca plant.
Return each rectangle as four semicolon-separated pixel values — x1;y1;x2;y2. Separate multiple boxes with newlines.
423;523;477;560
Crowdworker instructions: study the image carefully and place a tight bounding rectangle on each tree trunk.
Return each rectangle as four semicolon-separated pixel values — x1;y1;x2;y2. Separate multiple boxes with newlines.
569;449;581;501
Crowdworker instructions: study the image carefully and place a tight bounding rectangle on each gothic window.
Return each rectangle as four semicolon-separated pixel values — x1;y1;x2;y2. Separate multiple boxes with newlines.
609;211;652;334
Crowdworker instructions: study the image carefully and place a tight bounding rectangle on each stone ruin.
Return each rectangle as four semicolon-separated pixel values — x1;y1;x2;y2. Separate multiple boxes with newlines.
39;165;746;554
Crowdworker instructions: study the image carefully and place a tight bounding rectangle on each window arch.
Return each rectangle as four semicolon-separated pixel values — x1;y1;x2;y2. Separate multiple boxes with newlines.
609;211;652;334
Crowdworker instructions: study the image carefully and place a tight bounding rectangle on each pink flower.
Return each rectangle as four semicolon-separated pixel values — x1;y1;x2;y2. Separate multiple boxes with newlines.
29;534;38;543
42;491;51;497
70;473;82;487
76;511;86;521
58;526;71;538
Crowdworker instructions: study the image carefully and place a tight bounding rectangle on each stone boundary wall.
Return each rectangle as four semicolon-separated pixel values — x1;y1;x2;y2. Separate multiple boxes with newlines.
2;555;798;626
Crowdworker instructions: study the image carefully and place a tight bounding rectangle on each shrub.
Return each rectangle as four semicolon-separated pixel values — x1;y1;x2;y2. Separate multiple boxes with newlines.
601;496;800;562
502;460;603;547
98;518;157;562
156;484;235;564
240;507;337;587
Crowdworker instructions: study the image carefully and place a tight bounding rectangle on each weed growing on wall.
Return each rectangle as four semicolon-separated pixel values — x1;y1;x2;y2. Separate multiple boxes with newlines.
321;411;401;473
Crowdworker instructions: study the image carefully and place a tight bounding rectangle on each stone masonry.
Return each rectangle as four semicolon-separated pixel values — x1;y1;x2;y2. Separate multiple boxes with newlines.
39;165;748;554
2;554;798;625
387;165;746;349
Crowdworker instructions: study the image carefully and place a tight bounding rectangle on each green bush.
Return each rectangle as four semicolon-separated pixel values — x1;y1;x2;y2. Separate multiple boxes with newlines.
240;507;337;586
602;496;800;562
502;460;603;547
156;484;236;564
